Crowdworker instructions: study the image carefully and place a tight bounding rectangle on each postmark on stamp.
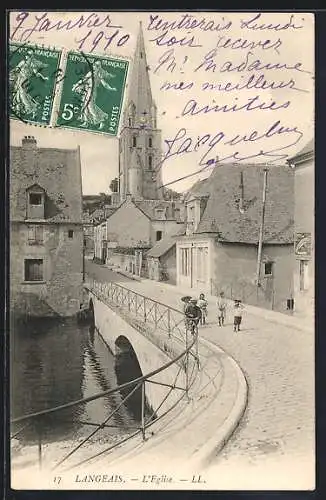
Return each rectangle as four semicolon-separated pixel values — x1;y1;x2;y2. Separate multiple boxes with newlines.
9;43;62;126
56;51;129;136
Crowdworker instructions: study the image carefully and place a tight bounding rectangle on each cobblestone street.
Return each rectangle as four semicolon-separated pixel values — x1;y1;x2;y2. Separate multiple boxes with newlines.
86;261;315;488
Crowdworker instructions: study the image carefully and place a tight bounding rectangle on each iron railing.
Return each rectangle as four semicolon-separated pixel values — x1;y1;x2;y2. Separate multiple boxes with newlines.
87;278;189;347
11;281;200;472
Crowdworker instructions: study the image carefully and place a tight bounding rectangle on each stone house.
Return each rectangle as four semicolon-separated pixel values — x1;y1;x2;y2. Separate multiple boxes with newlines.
10;136;83;318
94;195;183;274
146;235;178;285
176;163;295;312
287;140;314;320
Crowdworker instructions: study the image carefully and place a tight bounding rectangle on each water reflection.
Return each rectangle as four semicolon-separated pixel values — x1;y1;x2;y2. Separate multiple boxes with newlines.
11;316;150;445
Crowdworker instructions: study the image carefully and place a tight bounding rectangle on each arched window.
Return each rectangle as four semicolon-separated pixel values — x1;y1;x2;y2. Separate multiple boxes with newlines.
148;136;153;148
128;117;132;127
132;136;137;147
148;155;153;170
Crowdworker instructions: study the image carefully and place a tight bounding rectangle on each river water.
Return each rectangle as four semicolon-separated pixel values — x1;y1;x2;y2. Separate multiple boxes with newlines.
10;317;148;446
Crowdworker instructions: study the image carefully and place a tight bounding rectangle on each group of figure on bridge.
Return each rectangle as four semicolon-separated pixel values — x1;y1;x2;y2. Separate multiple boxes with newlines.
182;291;245;333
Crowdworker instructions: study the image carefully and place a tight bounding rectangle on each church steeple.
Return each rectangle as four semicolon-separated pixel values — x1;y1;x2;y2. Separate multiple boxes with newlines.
124;22;156;128
119;22;162;201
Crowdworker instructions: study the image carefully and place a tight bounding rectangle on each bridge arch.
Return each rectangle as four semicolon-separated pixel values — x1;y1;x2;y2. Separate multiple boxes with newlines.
89;291;188;416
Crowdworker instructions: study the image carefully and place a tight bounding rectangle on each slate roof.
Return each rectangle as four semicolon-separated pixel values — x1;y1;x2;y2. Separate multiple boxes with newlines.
287;139;314;163
188;164;294;244
10;140;82;223
185;177;210;200
134;199;183;221
146;235;176;258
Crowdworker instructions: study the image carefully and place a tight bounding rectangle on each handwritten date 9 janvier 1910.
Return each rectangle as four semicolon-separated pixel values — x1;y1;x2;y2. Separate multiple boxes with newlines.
159;121;303;169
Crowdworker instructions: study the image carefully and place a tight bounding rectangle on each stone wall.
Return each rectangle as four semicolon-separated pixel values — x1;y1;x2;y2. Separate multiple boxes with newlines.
11;222;83;318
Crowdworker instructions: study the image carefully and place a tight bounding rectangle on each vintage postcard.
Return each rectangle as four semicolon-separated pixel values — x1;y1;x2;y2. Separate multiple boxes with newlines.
8;10;315;491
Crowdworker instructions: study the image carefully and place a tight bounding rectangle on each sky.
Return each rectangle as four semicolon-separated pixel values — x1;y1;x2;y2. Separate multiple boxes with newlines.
9;11;314;195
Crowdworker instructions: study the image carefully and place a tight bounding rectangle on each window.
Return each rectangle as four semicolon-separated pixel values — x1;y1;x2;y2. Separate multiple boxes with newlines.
156;231;162;241
29;193;42;205
148;155;153;170
132;136;137;147
24;259;43;282
27;185;45;219
68;230;74;239
148;137;153;147
264;262;273;276
28;225;43;244
299;260;309;291
180;248;190;276
128;117;132;127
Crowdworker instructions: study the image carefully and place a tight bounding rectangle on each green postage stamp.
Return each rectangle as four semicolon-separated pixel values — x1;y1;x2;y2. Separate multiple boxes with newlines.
56;51;129;136
9;43;62;126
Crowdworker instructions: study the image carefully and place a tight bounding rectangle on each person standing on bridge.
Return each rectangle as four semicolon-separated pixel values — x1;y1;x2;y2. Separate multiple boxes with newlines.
185;298;202;334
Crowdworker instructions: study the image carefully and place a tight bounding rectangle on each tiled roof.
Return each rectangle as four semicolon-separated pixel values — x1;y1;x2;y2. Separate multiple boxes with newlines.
193;164;294;244
146;235;176;257
10;144;82;223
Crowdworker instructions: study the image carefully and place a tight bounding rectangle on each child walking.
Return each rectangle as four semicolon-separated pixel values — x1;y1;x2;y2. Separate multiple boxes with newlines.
216;291;227;326
198;293;208;325
233;299;244;332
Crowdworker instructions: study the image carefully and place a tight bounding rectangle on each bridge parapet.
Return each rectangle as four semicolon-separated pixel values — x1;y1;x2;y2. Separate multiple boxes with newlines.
85;278;188;348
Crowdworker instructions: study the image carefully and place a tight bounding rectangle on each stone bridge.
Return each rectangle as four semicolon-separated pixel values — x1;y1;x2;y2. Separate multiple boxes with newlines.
78;279;248;478
87;281;198;417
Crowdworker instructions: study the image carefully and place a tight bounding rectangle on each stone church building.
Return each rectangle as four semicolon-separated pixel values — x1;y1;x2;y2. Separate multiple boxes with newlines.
94;23;183;274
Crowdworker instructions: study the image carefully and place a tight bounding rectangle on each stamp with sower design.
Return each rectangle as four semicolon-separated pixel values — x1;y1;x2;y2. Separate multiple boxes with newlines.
9;42;62;126
56;51;129;136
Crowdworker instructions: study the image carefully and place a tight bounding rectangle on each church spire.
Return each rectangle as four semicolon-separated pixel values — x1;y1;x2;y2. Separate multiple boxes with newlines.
126;22;155;127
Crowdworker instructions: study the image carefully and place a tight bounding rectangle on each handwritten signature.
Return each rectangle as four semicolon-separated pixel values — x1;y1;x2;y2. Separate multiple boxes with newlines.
160;121;303;170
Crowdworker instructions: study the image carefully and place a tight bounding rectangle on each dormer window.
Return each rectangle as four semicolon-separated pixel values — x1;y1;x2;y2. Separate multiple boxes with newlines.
29;193;42;205
26;184;45;219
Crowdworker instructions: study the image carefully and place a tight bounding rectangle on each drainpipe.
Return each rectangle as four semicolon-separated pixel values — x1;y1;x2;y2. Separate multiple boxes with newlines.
256;167;269;287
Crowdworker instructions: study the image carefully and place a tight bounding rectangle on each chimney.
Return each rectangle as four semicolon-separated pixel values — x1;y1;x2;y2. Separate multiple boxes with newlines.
22;136;37;149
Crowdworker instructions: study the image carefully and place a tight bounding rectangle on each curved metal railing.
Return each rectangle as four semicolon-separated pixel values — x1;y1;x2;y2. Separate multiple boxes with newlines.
11;280;200;472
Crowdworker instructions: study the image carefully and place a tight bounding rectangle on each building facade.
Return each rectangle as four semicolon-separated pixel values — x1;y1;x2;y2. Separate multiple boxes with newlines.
10;136;83;318
288;140;314;320
176;164;295;312
94;195;183;272
146;236;177;285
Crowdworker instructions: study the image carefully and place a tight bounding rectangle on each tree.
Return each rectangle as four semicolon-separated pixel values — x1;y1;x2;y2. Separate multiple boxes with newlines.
98;192;112;207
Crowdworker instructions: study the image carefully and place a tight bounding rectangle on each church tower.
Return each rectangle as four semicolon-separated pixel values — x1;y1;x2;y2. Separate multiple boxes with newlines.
119;22;163;201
